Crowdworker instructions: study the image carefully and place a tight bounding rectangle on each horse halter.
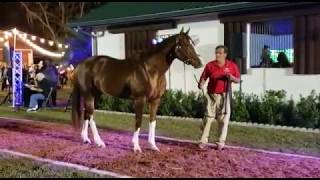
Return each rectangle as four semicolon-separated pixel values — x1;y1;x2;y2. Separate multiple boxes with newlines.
174;39;193;65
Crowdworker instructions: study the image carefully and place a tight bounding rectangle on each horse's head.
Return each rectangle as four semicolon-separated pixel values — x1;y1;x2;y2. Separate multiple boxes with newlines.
174;28;203;69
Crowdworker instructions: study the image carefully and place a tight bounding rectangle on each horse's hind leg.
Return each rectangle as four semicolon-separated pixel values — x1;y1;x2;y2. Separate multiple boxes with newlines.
132;97;145;153
81;118;91;144
84;95;106;148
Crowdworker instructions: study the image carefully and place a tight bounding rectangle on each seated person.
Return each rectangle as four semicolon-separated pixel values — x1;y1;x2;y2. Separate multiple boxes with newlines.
41;60;59;106
25;73;52;112
277;52;291;68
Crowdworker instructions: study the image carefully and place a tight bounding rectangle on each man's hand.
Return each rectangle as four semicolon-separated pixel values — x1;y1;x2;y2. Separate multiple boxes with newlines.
198;80;205;90
225;73;240;83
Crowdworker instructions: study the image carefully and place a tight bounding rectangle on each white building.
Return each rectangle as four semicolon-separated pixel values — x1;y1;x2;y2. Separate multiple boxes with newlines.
69;2;320;101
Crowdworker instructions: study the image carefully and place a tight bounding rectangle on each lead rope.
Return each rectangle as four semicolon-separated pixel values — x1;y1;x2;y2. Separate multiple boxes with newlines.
224;76;231;115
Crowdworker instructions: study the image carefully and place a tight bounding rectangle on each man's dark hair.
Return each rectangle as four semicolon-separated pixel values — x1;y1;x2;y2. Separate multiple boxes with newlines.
215;45;228;54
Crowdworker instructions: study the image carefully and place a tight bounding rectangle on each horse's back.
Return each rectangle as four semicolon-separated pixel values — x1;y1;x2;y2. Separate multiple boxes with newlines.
74;55;135;97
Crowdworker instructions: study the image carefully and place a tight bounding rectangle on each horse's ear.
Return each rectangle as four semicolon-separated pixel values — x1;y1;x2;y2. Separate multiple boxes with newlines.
186;27;190;35
180;27;184;34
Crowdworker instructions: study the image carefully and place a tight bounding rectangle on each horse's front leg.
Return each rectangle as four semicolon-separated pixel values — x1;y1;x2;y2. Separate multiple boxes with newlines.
132;97;145;153
148;98;161;152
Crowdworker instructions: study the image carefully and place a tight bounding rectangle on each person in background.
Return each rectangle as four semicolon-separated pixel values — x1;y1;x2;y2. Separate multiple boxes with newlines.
1;63;8;91
277;52;291;68
25;73;52;112
260;45;273;67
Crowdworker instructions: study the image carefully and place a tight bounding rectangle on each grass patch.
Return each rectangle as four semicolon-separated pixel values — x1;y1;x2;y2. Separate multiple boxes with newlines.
0;106;319;157
0;153;112;178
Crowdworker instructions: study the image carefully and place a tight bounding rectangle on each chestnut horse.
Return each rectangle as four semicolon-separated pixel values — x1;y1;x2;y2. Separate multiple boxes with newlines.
72;28;203;152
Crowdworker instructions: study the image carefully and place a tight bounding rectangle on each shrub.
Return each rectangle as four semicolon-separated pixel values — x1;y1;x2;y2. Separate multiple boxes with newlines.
96;89;320;129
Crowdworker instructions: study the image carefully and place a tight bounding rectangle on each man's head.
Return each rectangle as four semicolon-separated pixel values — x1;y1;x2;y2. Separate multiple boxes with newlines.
215;45;228;62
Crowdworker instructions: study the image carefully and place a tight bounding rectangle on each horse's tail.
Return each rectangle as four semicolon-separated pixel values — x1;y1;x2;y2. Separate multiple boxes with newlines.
71;82;82;130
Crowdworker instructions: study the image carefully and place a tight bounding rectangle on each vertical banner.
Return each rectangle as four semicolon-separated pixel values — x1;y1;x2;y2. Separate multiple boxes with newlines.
12;50;23;107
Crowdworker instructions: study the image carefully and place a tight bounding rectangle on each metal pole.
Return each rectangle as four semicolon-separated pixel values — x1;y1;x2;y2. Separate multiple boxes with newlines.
224;77;231;115
12;29;16;108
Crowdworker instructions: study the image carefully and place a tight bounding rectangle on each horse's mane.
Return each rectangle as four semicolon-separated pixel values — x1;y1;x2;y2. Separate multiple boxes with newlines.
126;34;180;63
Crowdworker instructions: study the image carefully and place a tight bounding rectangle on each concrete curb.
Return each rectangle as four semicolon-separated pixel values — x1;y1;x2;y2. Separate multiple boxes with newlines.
0;149;132;178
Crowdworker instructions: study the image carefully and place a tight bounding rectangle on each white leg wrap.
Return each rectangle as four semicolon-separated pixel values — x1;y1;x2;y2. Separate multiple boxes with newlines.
89;116;105;148
132;128;141;152
148;121;159;151
81;120;91;144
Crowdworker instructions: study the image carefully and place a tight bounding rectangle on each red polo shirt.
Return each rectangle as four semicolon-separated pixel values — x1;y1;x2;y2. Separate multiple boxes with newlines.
199;60;240;94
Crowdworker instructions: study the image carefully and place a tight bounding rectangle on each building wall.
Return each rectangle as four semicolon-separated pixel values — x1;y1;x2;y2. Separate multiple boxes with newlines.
232;68;320;101
95;20;319;101
96;31;125;59
0;49;33;66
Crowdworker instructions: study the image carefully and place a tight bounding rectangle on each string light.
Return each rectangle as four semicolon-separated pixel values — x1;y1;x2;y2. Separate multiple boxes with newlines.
7;32;13;37
12;28;18;35
18;34;64;58
21;37;64;58
48;41;54;46
1;28;68;58
22;34;27;40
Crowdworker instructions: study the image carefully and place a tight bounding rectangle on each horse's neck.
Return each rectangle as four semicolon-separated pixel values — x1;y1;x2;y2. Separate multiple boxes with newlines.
144;41;176;75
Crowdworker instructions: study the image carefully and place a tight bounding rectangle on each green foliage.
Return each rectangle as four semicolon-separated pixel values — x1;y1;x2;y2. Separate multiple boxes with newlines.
97;89;320;129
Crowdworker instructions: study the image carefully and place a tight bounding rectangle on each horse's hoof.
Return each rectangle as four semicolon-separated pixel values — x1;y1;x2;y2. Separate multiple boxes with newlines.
149;143;160;152
82;138;91;144
133;146;142;153
95;139;106;148
98;142;106;148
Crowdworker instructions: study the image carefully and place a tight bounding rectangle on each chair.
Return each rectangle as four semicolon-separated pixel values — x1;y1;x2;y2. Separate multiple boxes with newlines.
41;87;55;109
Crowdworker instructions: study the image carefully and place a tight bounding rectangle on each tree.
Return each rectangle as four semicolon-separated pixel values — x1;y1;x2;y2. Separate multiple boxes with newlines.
20;2;103;43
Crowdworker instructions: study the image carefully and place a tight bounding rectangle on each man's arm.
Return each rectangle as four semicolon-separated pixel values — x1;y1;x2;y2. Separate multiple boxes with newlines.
198;64;209;89
228;63;241;83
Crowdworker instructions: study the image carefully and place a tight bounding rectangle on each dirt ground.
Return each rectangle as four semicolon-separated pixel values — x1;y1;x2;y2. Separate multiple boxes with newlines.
0;118;319;178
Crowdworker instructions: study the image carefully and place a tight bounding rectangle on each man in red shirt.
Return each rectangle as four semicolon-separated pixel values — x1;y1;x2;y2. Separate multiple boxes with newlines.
198;45;240;150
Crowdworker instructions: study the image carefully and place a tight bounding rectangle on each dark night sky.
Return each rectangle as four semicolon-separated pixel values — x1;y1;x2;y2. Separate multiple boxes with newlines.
0;2;45;37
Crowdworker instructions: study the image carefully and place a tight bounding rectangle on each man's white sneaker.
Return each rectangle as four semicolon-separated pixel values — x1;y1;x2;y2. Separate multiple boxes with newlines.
198;142;207;149
215;142;225;151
